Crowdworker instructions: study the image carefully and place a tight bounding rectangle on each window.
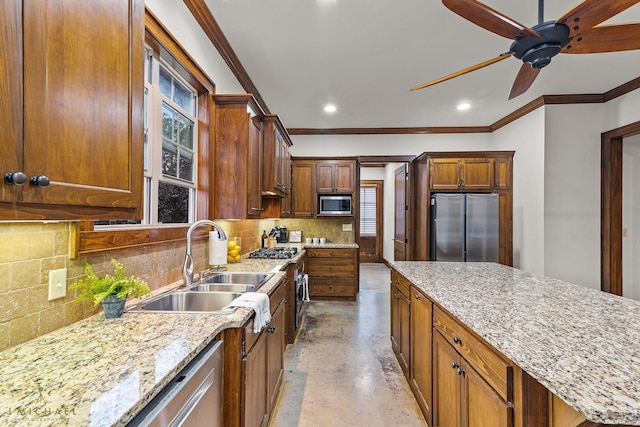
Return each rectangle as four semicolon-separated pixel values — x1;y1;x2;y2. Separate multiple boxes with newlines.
145;52;198;224
360;186;377;236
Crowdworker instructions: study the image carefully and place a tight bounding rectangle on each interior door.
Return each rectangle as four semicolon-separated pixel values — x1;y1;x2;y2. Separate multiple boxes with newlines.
394;164;408;261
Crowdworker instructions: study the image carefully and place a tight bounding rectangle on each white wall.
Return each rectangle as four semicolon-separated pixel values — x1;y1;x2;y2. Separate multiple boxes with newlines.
360;167;386;180
542;105;605;289
490;108;546;275
383;163;403;262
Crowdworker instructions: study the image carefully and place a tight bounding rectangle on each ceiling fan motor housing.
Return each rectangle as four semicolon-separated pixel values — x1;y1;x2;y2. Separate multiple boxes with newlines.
510;21;570;68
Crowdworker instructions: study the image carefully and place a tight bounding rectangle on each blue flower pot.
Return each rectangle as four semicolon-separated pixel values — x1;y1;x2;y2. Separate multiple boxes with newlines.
101;295;126;318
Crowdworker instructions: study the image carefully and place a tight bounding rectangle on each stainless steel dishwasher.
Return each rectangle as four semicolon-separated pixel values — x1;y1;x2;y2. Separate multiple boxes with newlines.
128;339;223;427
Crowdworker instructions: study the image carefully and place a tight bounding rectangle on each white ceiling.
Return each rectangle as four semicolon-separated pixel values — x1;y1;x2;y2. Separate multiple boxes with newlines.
203;0;640;129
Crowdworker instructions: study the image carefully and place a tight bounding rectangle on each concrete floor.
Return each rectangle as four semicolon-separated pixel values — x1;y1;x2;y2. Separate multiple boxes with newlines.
269;263;427;427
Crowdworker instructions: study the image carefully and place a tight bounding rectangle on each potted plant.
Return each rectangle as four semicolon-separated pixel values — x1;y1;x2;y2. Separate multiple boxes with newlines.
70;259;151;318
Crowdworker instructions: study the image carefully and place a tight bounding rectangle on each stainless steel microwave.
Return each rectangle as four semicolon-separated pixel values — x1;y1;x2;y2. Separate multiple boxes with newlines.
319;195;352;215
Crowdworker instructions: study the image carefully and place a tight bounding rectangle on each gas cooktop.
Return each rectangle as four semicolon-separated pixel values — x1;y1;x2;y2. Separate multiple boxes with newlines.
248;247;298;259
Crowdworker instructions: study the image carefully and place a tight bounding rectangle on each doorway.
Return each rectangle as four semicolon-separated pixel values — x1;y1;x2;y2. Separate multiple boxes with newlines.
601;120;640;296
360;180;383;263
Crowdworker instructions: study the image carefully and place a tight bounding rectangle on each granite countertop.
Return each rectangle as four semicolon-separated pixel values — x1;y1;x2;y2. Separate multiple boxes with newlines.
389;261;640;425
0;262;289;427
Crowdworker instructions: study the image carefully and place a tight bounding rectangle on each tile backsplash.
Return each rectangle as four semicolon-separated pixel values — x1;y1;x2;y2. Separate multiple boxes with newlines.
0;217;355;351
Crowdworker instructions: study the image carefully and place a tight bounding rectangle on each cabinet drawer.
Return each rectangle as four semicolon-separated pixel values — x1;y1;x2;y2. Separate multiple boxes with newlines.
433;306;512;401
308;258;355;277
391;270;410;298
309;277;355;297
307;248;356;259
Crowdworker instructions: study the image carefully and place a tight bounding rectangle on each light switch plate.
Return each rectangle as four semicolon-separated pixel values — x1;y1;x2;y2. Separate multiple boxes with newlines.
48;268;67;301
342;223;353;232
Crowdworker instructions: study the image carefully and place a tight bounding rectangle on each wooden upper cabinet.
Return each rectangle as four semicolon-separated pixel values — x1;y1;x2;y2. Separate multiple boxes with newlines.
461;158;493;190
429;159;461;191
494;157;511;191
262;115;292;197
429;158;492;191
213;94;265;219
292;161;315;217
0;0;145;220
316;161;355;194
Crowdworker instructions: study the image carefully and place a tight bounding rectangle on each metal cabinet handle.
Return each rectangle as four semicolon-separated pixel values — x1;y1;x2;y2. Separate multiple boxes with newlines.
30;175;50;187
415;294;421;300
457;367;465;376
453;336;462;345
268;326;276;334
451;362;459;369
4;172;27;186
250;207;265;212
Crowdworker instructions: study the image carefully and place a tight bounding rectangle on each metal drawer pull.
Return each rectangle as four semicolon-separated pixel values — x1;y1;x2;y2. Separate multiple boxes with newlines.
453;336;462;344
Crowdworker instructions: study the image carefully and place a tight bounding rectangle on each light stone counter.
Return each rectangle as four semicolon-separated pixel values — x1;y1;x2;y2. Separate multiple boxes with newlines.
0;268;286;427
389;261;640;425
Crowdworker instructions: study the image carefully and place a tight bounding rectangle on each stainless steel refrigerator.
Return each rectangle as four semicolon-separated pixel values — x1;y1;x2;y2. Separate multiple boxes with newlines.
430;193;499;262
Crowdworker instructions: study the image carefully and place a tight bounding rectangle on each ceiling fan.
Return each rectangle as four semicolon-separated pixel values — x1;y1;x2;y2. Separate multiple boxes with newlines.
411;0;640;99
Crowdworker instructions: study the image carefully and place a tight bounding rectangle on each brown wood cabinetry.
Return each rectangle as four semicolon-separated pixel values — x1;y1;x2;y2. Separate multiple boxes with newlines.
285;255;305;344
429;158;493;191
222;279;285;427
213;94;265;219
262;115;292;197
316;161;355;194
292;161;316;217
410;286;432;424
0;0;144;220
390;270;410;376
433;332;512;427
411;151;513;266
291;158;358;218
307;248;358;300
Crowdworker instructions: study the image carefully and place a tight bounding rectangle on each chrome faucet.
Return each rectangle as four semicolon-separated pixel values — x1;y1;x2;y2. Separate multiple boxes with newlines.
182;219;227;288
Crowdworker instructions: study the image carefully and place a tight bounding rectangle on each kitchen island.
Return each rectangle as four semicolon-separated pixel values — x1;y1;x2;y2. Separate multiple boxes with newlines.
389;261;640;426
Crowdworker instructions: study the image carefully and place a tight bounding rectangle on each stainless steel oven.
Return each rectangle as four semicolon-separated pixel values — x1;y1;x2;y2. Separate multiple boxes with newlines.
294;258;305;329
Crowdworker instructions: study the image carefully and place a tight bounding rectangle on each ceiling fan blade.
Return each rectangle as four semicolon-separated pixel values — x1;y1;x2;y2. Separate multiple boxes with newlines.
508;63;541;100
410;52;515;92
562;23;640;53
442;0;540;39
557;0;640;38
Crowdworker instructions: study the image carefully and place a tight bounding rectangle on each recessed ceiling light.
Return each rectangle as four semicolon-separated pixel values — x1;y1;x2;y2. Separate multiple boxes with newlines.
324;104;337;113
457;102;471;111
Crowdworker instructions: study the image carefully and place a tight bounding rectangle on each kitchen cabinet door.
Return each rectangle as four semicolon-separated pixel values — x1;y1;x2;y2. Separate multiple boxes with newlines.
267;301;284;413
247;115;264;217
433;331;462;427
316;161;355;194
429;159;461;191
243;330;268;427
463;358;512;427
262;115;292;198
213;94;265;220
410;286;433;424
292;161;315;217
1;0;144;219
460;159;493;190
390;273;410;376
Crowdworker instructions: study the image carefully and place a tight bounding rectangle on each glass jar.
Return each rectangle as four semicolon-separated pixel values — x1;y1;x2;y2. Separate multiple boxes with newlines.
227;237;242;263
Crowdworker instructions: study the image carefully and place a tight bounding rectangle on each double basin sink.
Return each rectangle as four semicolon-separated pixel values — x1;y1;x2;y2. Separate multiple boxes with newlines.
128;272;273;314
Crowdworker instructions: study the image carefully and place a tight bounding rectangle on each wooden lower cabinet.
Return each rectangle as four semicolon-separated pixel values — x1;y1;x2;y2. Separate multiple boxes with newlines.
433;331;512;427
307;248;358;300
410;287;432;424
390;273;410;376
222;280;285;427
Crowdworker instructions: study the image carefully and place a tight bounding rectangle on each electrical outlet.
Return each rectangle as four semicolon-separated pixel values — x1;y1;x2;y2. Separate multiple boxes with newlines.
48;268;67;301
342;223;353;232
